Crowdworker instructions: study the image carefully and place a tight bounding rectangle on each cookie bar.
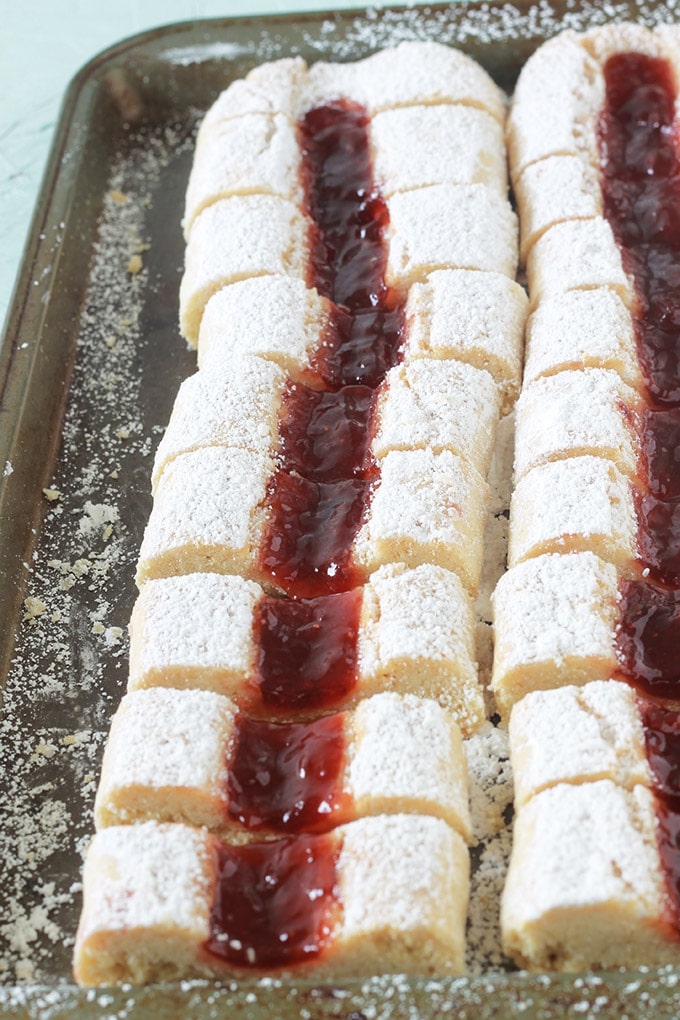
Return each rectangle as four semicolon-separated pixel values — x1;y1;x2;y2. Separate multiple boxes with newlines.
181;184;517;343
197;270;527;411
507;455;638;572
185;102;507;241
74;814;470;985
94;690;472;842
369;105;507;197
128;566;484;734
490;552;619;714
502;780;677;971
137;445;490;597
151;356;501;491
513;369;642;482
522;289;642;392
508;681;650;810
179;195;312;342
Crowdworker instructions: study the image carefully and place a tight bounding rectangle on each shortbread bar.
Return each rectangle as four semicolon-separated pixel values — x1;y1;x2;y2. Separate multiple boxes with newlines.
136;446;489;597
184;102;507;240
196;271;527;410
128;566;484;735
95;690;473;842
508;681;651;810
522;288;642;392
508;455;638;572
182;184;518;341
74;814;470;985
151;356;501;491
513;369;642;482
502;780;677;971
490;551;619;714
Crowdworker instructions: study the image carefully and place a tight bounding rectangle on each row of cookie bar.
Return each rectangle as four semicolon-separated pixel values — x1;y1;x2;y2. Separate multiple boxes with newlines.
498;24;680;971
75;44;523;985
493;24;680;713
137;43;525;733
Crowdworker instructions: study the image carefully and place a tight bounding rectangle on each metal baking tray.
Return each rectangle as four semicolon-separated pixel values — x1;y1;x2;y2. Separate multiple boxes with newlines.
3;1;680;1015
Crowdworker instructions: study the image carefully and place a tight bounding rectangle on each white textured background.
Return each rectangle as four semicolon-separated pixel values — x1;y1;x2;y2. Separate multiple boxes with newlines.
1;0;423;329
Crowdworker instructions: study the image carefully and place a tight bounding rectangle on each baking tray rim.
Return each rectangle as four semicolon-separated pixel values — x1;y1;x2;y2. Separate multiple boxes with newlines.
3;2;680;1016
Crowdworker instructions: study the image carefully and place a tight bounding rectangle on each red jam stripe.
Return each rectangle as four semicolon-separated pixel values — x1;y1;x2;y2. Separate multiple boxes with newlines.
254;589;362;712
261;100;404;598
641;408;680;501
207;103;407;965
600;52;680;929
227;713;350;833
260;474;371;597
599;55;680;694
277;383;378;482
616;581;680;702
207;833;340;968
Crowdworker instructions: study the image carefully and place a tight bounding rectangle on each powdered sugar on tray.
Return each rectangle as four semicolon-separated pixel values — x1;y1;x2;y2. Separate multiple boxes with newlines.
0;121;197;984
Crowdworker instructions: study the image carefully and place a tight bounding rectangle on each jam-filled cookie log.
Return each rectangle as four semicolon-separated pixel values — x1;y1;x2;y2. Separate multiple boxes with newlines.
74;42;525;985
498;23;680;971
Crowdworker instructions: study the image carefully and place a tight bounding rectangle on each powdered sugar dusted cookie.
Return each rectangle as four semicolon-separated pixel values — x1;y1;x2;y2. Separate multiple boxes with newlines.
197;276;336;380
183;112;304;239
514;155;601;261
525;218;632;309
507;32;603;179
138;444;489;600
179;195;312;343
355;449;489;595
74;814;469;985
386;184;518;292
370;105;507;197
306;40;506;121
95;690;472;842
508;681;650;810
151;359;287;491
508;456;638;573
152;357;500;492
136;447;273;587
502;781;676;971
128;565;484;735
490;551;620;714
404;269;527;412
523;288;641;392
513;369;643;482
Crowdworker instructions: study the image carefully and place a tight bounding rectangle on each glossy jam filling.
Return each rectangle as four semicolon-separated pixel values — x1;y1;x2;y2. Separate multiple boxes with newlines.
600;53;680;407
261;473;371;597
254;589;362;711
227;713;349;832
261;100;402;598
641;408;680;501
278;383;378;482
600;53;680;925
207;833;339;968
616;581;680;701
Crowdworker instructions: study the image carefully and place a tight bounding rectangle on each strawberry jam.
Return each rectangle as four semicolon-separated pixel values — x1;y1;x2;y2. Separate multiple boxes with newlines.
600;52;680;921
599;52;680;408
261;100;403;598
254;589;362;712
641;408;680;501
227;713;349;832
207;833;339;968
278;383;377;482
615;581;680;701
261;473;371;597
